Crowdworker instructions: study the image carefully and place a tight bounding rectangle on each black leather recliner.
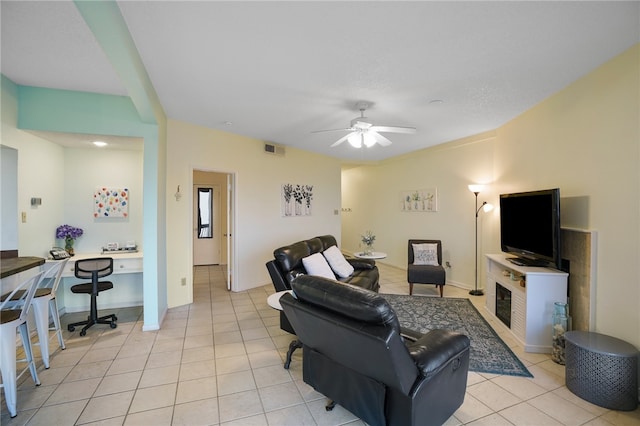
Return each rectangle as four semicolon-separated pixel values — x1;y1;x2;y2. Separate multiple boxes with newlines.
281;275;470;426
266;235;380;368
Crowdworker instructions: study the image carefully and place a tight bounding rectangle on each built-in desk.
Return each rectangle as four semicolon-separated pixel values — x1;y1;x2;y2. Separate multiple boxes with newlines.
55;252;143;313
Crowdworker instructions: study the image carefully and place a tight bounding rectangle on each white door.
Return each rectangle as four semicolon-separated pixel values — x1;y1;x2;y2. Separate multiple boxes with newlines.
193;184;221;265
225;175;233;290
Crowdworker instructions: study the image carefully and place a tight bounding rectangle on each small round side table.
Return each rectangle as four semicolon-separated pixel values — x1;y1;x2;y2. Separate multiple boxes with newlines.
353;251;387;260
565;330;638;411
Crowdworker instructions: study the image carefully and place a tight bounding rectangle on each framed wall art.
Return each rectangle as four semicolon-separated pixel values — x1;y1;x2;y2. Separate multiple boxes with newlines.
282;183;313;217
401;188;437;212
94;187;129;218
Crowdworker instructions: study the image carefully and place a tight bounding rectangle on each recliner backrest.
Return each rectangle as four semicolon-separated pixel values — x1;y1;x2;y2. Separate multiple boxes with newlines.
283;275;419;394
271;235;341;288
316;235;338;251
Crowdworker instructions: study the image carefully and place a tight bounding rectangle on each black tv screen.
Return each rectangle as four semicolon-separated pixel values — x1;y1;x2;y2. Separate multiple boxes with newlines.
500;188;561;268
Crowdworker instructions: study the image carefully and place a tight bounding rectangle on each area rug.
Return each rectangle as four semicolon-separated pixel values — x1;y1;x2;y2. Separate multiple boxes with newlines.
382;294;533;377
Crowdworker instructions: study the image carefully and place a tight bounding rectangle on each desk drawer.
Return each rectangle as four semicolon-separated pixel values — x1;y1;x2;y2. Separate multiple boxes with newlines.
114;258;143;274
61;256;143;277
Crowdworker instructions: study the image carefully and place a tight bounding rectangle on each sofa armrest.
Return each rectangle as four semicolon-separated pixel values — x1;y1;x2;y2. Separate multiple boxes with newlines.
266;260;292;292
406;329;470;380
346;258;376;270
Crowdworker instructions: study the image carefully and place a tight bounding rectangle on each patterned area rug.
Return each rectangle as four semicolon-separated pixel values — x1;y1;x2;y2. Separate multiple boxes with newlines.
382;294;533;377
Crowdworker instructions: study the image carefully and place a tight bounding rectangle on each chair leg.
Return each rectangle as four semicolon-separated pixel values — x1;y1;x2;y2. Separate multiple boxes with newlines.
284;339;302;369
438;284;444;297
0;324;19;417
31;297;51;368
49;297;66;350
18;322;40;386
67;291;117;336
409;283;414;295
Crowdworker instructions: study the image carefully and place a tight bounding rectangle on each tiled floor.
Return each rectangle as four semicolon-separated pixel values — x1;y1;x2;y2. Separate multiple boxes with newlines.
2;263;639;425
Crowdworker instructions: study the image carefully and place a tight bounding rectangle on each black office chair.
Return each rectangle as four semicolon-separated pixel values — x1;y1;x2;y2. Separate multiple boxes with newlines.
67;257;117;336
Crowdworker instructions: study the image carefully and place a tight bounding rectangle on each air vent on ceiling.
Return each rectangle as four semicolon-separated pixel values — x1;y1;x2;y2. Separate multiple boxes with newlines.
264;143;285;156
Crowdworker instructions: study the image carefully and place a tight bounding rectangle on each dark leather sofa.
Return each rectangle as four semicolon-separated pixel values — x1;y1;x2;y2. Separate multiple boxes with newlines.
266;235;379;292
281;275;470;426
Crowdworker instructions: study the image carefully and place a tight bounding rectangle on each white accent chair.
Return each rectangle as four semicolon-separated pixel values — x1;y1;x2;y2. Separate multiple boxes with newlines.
0;272;43;418
31;258;69;368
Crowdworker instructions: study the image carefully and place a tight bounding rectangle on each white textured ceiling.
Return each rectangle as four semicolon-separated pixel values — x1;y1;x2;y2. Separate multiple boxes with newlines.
2;1;639;162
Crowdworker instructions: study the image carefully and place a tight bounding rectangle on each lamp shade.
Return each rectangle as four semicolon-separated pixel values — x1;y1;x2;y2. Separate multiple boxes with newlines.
468;184;485;193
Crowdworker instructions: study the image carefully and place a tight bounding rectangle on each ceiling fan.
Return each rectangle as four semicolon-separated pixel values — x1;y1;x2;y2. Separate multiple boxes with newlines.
312;102;417;148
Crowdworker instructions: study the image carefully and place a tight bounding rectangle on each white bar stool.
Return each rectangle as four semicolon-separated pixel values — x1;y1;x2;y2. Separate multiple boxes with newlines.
0;271;43;418
31;258;69;368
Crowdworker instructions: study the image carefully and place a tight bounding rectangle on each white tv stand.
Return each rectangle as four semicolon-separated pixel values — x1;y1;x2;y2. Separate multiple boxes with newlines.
485;254;568;353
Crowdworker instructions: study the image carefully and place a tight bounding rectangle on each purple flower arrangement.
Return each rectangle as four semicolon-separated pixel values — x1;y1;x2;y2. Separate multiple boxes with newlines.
56;224;84;240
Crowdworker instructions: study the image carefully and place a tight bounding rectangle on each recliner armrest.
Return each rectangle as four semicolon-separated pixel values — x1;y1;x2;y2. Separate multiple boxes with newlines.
346;258;376;270
406;329;470;380
400;327;423;342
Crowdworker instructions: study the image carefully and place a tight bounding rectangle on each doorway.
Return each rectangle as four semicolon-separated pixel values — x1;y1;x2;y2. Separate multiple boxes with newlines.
192;170;234;290
193;184;221;265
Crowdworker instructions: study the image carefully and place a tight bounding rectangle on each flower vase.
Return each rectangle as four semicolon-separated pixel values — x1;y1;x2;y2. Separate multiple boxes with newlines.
551;302;571;364
363;245;373;256
65;237;75;256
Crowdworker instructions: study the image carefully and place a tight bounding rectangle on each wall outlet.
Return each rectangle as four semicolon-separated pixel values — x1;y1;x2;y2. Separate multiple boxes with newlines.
21;211;26;223
181;277;186;286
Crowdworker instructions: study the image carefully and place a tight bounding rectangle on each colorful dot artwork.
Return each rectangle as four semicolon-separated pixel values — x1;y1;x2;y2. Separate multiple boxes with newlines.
94;187;129;218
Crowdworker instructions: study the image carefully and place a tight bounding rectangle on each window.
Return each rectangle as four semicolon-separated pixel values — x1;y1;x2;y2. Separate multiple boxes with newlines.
198;188;213;238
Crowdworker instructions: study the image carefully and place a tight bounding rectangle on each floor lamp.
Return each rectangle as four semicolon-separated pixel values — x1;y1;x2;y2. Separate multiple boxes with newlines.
468;185;493;296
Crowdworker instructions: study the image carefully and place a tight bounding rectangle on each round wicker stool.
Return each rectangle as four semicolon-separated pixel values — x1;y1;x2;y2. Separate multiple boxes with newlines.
565;331;638;411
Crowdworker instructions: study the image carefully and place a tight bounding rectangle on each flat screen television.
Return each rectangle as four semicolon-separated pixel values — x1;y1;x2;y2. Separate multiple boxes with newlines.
500;188;561;269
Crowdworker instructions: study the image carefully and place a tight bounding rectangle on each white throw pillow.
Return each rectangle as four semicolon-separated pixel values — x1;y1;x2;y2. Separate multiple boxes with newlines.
413;243;439;266
322;245;355;278
302;252;336;280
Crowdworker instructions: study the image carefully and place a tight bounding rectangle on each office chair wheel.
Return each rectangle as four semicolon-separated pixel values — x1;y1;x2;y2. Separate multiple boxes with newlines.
110;322;117;329
68;325;75;332
80;330;86;336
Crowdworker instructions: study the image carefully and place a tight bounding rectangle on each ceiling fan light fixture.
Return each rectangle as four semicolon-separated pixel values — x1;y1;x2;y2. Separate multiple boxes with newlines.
313;101;417;149
363;132;376;147
348;133;362;148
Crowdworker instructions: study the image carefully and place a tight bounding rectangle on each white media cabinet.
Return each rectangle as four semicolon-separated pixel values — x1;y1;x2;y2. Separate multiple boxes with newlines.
485;253;568;353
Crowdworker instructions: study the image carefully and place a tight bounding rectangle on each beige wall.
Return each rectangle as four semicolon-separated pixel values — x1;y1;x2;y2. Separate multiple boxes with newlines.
342;44;639;348
166;119;343;307
496;44;639;346
341;132;498;290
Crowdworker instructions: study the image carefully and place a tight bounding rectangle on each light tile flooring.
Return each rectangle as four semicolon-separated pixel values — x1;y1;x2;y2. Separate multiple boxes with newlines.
2;263;639;425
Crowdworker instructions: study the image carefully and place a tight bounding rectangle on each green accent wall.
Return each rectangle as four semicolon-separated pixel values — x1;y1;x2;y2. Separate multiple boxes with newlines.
17;83;166;330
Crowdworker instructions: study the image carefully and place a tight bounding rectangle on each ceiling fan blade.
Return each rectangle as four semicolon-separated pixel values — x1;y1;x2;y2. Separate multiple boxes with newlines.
370;125;417;134
311;127;354;134
330;133;353;147
371;131;392;146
